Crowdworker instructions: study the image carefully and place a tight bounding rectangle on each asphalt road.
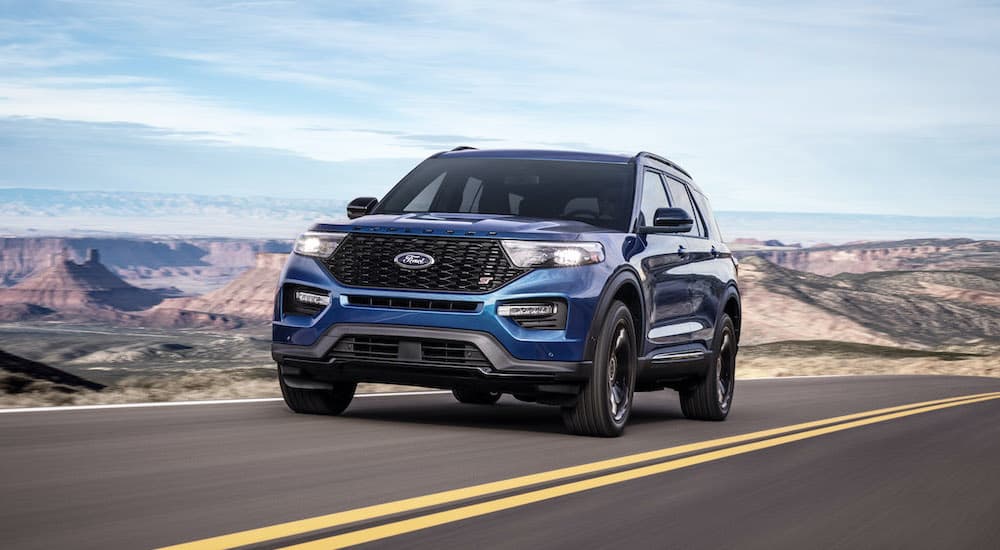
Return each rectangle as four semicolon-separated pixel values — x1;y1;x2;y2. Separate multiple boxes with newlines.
3;375;999;549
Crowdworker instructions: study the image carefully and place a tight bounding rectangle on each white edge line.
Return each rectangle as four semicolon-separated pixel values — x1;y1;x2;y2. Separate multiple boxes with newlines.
738;374;860;380
0;390;451;414
0;376;912;413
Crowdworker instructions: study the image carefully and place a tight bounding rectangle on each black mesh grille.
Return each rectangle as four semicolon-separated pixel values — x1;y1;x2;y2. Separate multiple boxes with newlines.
331;336;400;361
330;336;491;369
325;234;529;293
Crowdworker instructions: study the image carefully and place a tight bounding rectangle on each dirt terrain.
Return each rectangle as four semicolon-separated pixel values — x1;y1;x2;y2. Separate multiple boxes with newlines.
738;341;998;379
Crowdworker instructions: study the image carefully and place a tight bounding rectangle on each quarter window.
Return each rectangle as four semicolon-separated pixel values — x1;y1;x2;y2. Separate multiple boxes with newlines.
691;191;722;241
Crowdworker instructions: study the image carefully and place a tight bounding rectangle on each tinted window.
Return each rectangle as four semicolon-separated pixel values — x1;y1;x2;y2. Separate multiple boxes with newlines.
403;172;444;211
458;177;483;211
664;178;705;237
691;191;722;241
639;171;669;227
377;158;635;231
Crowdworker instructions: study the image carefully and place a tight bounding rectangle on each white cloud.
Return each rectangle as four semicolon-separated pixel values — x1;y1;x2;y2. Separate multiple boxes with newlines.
2;1;999;214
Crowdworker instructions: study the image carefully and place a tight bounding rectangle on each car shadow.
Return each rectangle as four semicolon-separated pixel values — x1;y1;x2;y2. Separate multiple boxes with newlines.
339;393;687;435
343;398;569;434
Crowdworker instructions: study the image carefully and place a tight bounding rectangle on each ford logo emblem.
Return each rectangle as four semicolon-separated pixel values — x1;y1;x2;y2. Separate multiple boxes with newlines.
394;252;435;269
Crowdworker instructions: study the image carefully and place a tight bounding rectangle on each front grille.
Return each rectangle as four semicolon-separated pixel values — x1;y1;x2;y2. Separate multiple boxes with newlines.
330;335;491;369
325;234;529;293
346;295;480;312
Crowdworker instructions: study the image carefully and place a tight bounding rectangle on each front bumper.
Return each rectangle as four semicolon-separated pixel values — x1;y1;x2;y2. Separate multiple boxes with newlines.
273;323;591;395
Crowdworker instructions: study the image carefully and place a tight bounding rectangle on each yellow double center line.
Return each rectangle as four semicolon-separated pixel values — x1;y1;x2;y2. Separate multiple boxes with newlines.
163;391;1000;550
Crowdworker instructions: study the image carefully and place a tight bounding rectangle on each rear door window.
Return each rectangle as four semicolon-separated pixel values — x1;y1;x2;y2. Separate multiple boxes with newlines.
664;178;706;237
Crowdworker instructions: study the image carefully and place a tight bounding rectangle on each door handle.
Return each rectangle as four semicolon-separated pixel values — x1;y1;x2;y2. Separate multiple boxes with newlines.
677;245;687;256
711;246;719;258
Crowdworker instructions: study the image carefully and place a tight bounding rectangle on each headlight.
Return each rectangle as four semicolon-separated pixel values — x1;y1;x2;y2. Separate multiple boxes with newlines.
501;240;605;268
293;231;347;258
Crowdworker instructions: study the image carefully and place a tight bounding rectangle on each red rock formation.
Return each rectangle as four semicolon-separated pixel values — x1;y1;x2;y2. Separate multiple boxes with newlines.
145;253;286;327
0;249;165;314
0;237;291;293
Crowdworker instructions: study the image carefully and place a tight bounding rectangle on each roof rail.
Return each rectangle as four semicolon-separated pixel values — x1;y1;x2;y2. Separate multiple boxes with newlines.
634;151;692;179
449;145;478;152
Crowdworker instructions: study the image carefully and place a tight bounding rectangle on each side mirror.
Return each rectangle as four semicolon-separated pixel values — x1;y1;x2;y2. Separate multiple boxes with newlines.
640;207;693;234
347;197;378;219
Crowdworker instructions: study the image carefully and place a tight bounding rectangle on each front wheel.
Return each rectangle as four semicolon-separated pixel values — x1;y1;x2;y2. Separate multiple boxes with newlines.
680;314;737;421
562;301;637;437
279;375;356;415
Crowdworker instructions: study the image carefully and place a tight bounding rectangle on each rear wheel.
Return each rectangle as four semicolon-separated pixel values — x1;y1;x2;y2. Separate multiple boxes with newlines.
562;301;636;437
452;388;502;405
279;374;356;415
680;314;736;421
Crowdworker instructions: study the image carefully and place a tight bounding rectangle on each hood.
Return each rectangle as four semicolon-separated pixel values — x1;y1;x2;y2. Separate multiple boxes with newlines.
311;213;614;239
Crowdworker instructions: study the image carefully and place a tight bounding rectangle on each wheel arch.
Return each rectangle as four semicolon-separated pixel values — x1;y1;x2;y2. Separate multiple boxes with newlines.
584;267;644;361
721;284;741;345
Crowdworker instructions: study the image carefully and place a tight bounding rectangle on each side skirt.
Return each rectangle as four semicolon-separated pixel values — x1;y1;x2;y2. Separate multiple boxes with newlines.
636;343;712;391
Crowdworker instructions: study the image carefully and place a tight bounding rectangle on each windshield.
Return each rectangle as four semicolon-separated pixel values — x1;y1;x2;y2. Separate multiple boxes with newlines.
375;158;635;231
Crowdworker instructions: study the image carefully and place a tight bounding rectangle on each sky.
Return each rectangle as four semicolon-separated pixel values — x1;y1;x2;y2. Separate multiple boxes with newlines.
1;0;998;216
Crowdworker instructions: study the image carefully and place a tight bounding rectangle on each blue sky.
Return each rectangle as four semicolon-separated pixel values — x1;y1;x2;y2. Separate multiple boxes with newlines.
1;0;998;216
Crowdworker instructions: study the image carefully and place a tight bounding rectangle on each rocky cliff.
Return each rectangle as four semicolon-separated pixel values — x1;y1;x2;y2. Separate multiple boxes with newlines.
145;253;286;327
0;237;290;293
744;238;1000;276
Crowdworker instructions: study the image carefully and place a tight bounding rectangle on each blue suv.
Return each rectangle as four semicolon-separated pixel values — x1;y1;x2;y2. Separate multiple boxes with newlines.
272;148;740;437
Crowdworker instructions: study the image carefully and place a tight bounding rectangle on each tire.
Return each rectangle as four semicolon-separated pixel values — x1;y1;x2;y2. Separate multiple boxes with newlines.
452;388;502;405
279;374;356;415
561;301;637;437
680;314;737;421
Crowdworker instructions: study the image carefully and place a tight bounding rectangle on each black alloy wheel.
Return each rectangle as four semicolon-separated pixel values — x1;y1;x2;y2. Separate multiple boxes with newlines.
562;301;637;437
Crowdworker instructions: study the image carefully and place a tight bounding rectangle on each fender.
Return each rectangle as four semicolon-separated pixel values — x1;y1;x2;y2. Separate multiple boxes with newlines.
583;266;644;361
718;282;742;345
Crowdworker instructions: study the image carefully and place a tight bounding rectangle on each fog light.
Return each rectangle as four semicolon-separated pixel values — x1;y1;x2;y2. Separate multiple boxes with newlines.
294;290;331;307
497;303;557;317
